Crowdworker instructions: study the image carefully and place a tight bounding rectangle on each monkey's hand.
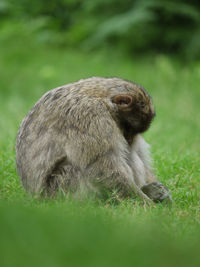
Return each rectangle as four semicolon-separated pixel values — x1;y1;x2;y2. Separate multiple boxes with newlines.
141;182;172;203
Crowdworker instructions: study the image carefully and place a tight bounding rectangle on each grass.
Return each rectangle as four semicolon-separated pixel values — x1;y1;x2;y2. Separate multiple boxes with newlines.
0;34;200;267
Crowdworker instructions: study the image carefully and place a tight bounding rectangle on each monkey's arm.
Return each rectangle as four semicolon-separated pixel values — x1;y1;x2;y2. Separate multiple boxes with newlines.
83;142;152;202
131;135;157;185
131;135;171;202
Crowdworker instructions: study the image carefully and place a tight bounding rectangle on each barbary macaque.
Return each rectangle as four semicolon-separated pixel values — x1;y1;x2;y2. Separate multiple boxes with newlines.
16;77;171;202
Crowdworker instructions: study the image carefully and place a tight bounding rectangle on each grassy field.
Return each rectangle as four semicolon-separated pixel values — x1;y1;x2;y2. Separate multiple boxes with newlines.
0;37;200;267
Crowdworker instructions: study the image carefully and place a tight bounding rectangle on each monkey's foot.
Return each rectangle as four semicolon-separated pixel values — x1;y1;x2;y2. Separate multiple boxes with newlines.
141;182;172;203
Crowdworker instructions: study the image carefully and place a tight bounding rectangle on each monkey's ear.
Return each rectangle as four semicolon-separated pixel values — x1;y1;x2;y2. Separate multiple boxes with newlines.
111;95;133;107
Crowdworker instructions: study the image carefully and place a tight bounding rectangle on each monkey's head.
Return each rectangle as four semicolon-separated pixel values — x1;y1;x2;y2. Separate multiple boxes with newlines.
110;85;155;143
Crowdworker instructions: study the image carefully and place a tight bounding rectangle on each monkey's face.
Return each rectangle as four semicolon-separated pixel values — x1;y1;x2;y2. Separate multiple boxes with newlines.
111;89;155;136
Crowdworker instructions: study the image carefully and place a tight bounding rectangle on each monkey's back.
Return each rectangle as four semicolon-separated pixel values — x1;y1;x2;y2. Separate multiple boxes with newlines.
16;77;130;194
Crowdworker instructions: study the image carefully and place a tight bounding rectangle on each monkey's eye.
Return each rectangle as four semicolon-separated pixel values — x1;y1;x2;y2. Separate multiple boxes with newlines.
137;101;146;108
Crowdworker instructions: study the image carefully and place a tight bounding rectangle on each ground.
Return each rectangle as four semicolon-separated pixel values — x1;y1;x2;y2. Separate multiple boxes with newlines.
0;38;200;267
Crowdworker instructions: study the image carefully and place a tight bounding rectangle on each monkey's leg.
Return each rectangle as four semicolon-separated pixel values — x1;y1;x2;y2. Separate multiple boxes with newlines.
131;136;172;203
44;162;82;197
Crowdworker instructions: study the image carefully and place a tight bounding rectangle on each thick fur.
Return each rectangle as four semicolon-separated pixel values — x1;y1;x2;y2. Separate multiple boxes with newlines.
16;77;171;202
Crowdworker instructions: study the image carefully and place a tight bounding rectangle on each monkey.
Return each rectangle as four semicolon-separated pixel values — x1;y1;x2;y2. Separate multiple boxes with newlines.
16;77;171;203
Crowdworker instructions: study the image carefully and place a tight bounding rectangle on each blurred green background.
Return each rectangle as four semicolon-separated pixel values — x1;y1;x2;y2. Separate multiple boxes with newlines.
1;0;200;59
0;1;200;267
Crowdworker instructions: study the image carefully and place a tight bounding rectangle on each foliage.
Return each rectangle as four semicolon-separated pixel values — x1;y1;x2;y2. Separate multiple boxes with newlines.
1;0;200;59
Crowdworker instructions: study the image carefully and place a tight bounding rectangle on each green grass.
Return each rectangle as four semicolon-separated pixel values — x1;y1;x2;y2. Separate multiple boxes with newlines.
0;35;200;267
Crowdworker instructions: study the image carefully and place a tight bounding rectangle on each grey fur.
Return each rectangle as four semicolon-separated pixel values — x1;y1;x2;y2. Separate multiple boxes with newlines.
16;77;171;202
